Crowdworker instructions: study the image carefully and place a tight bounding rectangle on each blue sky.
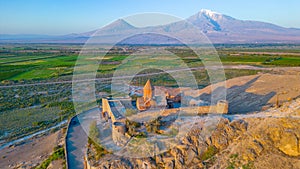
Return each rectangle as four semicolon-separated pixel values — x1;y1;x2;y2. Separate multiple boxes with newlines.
1;0;300;35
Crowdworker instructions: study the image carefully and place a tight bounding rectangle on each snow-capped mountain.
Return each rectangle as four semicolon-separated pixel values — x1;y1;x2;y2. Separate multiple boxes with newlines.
2;9;300;44
187;9;232;31
183;9;300;43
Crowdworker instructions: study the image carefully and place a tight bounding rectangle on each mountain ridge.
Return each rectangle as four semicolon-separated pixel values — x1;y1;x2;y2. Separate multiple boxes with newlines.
1;9;300;44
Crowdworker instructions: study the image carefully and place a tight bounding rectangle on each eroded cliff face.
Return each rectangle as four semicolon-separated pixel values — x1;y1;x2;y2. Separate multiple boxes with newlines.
89;99;300;169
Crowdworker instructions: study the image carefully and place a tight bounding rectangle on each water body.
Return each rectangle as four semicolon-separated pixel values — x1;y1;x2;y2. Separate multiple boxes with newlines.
0;120;68;150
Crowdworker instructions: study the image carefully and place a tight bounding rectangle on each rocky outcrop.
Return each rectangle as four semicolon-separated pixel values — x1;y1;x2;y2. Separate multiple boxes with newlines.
213;99;300;168
209;119;247;150
277;131;299;156
89;99;300;169
89;118;248;169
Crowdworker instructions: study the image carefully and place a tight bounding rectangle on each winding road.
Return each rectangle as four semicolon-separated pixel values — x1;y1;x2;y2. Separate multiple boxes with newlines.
65;107;100;169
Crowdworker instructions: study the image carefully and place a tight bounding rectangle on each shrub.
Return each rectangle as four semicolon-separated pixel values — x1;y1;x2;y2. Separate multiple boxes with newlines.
35;147;65;169
226;153;239;169
87;121;109;160
125;119;141;128
89;121;100;142
135;132;147;138
242;161;254;169
145;116;164;134
88;138;109;160
201;146;218;161
125;108;138;116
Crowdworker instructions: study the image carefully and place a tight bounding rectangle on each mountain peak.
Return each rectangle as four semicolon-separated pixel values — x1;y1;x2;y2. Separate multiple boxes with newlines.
101;19;136;31
199;9;220;17
196;9;235;22
198;9;225;21
4;10;300;44
114;19;131;25
186;9;225;31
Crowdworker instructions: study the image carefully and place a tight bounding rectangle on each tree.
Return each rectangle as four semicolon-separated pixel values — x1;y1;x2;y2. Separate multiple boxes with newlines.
89;121;100;143
87;121;109;160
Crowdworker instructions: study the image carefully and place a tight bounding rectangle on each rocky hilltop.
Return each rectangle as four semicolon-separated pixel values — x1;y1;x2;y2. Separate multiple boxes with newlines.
87;97;300;169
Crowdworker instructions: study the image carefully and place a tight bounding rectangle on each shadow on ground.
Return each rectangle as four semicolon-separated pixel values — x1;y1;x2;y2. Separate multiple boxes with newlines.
196;76;276;114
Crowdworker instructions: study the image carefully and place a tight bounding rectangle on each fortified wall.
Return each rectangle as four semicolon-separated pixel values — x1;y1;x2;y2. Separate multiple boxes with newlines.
101;98;130;146
100;80;228;148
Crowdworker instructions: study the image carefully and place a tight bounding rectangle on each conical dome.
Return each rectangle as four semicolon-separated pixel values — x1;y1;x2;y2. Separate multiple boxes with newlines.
143;79;153;100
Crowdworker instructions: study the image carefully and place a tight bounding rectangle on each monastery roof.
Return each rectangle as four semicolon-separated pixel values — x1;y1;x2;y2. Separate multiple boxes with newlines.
144;79;153;90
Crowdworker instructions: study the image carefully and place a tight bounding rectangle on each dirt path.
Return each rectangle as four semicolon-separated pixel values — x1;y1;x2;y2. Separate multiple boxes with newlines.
238;51;300;56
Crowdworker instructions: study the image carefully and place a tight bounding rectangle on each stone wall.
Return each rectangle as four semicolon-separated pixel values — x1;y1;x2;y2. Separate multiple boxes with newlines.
161;101;229;117
102;98;118;123
112;127;131;147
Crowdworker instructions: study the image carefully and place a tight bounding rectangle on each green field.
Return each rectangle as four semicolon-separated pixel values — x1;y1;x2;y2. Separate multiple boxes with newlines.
1;44;300;81
0;43;299;142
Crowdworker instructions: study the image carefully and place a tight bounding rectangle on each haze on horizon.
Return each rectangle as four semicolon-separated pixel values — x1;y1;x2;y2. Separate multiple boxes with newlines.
1;0;300;35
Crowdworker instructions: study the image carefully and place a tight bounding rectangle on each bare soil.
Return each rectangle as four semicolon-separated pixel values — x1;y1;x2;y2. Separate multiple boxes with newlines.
0;130;64;169
192;74;300;113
